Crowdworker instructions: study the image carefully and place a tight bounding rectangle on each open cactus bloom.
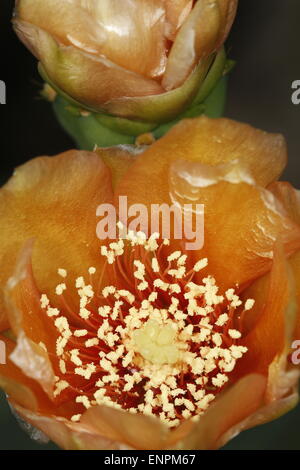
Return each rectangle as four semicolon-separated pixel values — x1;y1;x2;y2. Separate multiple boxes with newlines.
1;117;300;450
13;0;237;123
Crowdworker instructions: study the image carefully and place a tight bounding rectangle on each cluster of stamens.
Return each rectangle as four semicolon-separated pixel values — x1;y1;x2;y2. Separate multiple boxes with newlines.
39;225;254;428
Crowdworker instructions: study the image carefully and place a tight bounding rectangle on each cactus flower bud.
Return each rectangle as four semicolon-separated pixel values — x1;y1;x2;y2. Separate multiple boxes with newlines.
13;0;238;147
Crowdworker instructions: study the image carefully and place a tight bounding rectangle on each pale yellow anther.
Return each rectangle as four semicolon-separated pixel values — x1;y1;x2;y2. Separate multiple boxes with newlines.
58;268;67;278
212;333;222;347
71;414;81;423
138;281;149;291
74;329;88;337
76;395;91;409
152;257;160;273
59;359;66;374
226;288;242;308
228;329;242;339
85;338;99;348
193;258;208;272
70;349;82;367
169;283;181;294
76;277;85;289
56;283;66;295
212;373;228;388
46;307;60;318
54;380;69;397
40;294;50;309
167;251;181;262
75;364;96;380
177;254;187;266
153;279;169;291
147;292;157;303
245;298;255;310
215;313;229;327
102;286;116;298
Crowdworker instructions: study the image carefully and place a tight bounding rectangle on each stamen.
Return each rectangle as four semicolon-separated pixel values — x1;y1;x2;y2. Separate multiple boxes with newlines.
40;227;253;428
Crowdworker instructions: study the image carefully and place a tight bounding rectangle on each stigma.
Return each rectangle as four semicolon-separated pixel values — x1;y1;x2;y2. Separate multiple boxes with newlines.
40;226;253;428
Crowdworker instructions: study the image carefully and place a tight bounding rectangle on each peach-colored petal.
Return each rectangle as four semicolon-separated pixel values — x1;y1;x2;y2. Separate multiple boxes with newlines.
266;355;300;403
100;57;213;122
9;332;55;398
81;404;171;450
82;0;167;79
0;149;112;327
18;0;168;79
163;0;238;89
12;375;266;450
169;374;266;450
9;403;79;450
164;0;194;40
9;376;266;450
16;0;107;54
14;22;164;110
218;391;298;449
10;401;132;450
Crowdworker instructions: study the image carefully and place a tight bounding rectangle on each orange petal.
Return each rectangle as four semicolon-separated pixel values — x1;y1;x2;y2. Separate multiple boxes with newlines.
168;374;266;450
116;118;298;289
170;161;300;288
290;252;300;340
0;314;9;333
0;150;112;326
268;181;300;225
3;241;57;397
96;146;140;189
268;182;300;340
238;272;270;335
116;117;287;204
0;335;53;411
163;0;238;89
233;243;294;378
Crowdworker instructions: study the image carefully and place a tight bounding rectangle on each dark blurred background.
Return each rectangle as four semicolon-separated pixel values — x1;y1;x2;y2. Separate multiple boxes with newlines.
0;0;300;450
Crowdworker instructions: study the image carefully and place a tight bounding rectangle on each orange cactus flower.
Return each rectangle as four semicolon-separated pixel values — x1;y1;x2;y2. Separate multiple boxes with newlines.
13;0;238;122
0;116;300;450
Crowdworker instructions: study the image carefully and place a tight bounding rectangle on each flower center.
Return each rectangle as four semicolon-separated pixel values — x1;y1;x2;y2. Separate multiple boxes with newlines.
133;319;180;365
40;226;254;428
